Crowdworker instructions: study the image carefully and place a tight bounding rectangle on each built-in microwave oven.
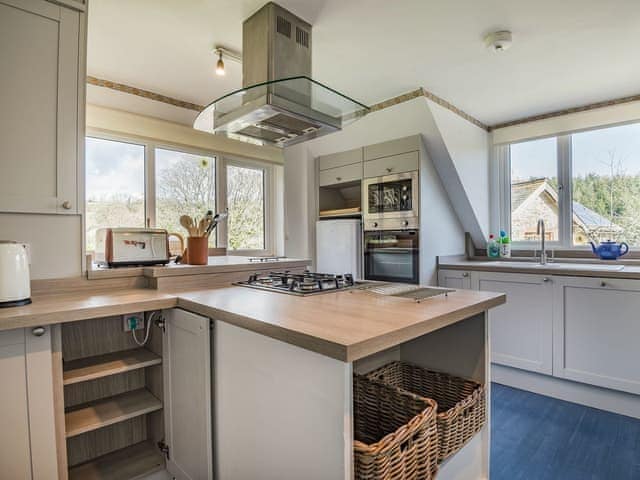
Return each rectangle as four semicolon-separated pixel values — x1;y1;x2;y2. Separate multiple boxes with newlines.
362;171;419;231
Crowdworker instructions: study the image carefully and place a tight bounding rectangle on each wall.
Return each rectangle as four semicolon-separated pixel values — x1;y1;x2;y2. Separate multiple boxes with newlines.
283;97;489;284
491;100;640;145
86;104;284;164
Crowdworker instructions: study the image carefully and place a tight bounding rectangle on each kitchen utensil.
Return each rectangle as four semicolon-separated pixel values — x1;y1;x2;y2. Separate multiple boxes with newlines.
590;240;629;260
180;215;196;236
0;241;31;307
186;236;208;265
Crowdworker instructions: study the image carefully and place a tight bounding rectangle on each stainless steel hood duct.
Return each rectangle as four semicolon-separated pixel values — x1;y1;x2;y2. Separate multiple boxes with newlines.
193;2;369;148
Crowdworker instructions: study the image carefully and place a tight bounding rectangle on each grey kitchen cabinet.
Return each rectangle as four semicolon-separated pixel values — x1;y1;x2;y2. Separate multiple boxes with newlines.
318;163;363;187
318;148;363;171
0;327;59;480
363;151;419;178
363;135;420;161
437;269;472;290
552;276;640;395
0;0;83;214
473;271;554;375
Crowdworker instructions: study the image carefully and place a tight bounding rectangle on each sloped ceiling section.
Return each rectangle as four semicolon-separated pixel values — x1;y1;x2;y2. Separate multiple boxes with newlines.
422;100;490;246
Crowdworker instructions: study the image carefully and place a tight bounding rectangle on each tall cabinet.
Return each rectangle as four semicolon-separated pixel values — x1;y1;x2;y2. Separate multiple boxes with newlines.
0;0;85;214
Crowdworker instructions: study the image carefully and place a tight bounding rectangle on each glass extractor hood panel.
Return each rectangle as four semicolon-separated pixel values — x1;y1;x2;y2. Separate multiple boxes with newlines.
193;76;370;147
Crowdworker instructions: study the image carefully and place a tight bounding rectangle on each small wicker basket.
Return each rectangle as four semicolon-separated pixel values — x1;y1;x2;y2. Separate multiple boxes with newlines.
353;374;439;480
366;362;486;462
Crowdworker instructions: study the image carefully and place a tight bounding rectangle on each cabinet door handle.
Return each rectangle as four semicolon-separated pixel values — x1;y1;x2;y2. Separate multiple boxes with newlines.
386;167;393;173
600;281;607;287
62;201;72;210
462;272;469;277
542;277;551;282
31;327;46;337
335;177;342;182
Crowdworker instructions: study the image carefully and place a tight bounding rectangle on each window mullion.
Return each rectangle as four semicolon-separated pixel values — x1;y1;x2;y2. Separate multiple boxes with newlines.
145;143;156;228
557;135;572;247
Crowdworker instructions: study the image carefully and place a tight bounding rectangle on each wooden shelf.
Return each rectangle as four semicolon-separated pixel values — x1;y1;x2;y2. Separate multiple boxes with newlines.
319;207;361;218
63;348;162;385
65;389;162;438
68;440;164;480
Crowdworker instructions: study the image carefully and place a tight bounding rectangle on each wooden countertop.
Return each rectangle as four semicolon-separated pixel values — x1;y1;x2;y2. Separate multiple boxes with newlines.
439;258;640;279
178;287;505;362
0;284;504;362
88;257;310;279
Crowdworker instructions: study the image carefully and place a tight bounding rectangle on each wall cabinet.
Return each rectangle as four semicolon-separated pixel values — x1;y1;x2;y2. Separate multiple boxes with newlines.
553;276;640;395
474;271;554;375
363;135;420;161
438;268;472;290
318;148;362;171
318;162;363;187
0;0;82;214
0;327;59;480
363;151;419;178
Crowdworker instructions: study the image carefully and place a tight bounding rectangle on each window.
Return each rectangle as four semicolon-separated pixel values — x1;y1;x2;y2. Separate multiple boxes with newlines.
510;137;558;242
85;134;275;255
227;164;265;251
155;148;216;245
572;123;640;247
500;121;640;248
85;137;145;251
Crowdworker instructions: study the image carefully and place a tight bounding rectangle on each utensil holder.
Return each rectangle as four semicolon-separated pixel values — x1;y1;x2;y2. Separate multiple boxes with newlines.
186;237;208;265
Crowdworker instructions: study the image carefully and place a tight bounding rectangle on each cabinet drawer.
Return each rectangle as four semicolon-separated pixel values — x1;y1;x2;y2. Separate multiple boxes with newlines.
318;148;363;171
364;135;420;161
319;163;363;187
364;151;419;178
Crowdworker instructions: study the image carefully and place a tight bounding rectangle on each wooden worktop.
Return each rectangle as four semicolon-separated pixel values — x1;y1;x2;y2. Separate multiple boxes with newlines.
0;282;504;362
178;287;505;361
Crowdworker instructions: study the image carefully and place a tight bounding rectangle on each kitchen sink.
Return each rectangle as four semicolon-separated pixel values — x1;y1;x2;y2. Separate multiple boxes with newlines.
473;261;625;272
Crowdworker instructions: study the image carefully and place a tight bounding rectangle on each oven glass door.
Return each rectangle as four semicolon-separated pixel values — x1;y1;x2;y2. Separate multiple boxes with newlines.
363;171;418;222
364;230;419;284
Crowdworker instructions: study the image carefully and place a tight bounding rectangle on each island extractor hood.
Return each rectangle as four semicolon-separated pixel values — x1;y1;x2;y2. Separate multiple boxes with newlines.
193;2;369;148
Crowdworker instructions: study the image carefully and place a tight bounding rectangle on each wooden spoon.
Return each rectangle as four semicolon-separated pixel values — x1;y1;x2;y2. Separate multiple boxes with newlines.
179;215;195;236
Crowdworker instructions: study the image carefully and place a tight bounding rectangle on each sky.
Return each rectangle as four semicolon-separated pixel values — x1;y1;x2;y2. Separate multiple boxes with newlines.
85;138;216;201
511;122;640;181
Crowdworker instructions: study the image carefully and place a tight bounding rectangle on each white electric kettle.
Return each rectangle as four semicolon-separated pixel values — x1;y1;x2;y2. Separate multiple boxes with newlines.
0;241;31;307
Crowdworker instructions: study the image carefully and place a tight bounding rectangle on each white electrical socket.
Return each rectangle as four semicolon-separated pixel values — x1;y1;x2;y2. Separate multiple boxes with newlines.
123;312;145;332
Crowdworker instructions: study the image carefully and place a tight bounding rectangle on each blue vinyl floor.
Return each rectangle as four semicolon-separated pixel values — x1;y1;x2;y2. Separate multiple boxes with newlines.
491;383;640;480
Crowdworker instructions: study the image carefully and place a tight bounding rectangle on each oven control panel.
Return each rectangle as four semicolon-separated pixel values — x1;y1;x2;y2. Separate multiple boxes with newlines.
364;217;419;231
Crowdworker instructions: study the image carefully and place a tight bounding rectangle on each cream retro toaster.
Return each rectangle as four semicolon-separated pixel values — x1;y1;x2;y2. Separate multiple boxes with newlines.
95;228;170;267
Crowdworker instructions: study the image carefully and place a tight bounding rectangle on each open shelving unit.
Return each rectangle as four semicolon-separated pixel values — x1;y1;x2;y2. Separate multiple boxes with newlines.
61;315;165;480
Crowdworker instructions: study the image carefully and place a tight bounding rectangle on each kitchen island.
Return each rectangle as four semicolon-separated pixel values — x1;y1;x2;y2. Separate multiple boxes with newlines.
0;272;503;480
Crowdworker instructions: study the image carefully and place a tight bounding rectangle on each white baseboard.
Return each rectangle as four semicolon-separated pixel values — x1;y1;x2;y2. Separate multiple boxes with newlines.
492;364;640;419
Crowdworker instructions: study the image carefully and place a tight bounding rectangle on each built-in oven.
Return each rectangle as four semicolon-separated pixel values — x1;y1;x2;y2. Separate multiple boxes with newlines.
362;171;419;231
363;230;419;284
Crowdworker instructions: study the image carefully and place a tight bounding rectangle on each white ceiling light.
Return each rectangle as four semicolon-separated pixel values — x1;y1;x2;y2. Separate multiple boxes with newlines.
484;30;513;52
213;46;242;76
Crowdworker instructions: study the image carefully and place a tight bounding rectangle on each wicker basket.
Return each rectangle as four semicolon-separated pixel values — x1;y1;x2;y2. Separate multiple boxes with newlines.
366;362;486;462
353;375;439;480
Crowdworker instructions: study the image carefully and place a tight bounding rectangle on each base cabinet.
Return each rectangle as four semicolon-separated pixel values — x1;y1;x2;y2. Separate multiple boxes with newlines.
473;271;553;375
553;276;640;395
439;267;640;396
0;327;59;480
438;269;472;290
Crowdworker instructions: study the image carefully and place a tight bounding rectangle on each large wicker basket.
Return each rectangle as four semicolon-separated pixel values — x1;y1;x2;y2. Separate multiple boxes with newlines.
366;362;486;462
353;375;439;480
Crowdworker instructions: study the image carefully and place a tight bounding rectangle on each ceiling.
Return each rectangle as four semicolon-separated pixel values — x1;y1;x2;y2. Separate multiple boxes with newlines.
87;0;640;127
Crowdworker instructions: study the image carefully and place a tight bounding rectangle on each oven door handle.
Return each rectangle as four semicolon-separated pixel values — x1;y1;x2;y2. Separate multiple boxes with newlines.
365;247;418;253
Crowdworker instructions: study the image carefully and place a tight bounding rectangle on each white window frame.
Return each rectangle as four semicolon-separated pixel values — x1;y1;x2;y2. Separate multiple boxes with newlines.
84;129;277;256
498;133;574;250
223;155;276;256
497;121;640;250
